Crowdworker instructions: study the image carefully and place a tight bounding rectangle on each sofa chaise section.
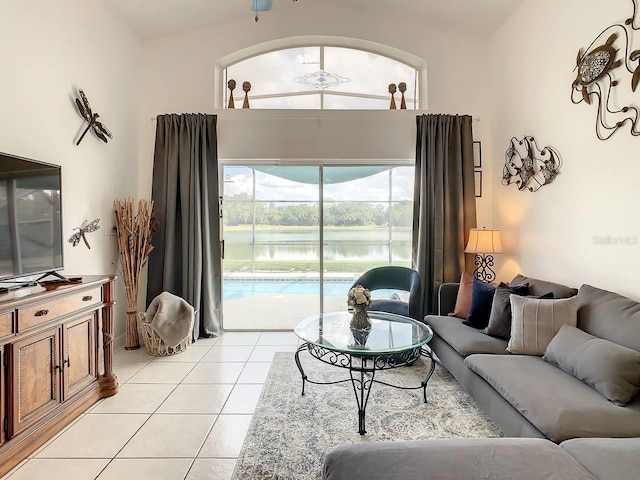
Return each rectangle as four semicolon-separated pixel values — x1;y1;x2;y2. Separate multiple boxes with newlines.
465;354;640;442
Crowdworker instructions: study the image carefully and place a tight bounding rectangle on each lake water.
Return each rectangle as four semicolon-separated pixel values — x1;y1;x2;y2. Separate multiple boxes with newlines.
223;227;412;263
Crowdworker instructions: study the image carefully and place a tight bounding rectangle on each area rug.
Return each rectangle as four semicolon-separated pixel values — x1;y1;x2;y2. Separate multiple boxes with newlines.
231;352;502;480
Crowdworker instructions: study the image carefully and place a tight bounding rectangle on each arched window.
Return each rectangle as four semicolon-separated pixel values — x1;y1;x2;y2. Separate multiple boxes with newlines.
223;46;419;109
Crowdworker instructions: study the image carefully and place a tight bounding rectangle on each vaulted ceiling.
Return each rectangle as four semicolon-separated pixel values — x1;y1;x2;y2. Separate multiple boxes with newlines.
101;0;525;40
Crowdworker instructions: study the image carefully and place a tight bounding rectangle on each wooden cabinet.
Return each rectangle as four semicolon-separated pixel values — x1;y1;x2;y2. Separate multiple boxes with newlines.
0;345;4;446
63;313;98;400
0;276;116;476
11;327;62;435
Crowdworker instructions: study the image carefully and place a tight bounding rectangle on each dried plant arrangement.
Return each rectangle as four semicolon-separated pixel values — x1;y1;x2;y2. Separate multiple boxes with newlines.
113;198;155;350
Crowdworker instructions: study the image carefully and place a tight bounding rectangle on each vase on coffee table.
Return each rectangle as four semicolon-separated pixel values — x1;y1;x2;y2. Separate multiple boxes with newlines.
350;307;371;347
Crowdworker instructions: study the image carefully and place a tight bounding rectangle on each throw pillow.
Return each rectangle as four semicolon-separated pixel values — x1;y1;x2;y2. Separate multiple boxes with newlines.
507;295;578;355
482;282;530;340
449;271;474;319
511;274;578;298
463;277;496;330
544;325;640;406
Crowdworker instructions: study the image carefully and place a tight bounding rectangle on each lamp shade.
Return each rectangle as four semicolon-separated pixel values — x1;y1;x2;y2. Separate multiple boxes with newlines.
465;228;503;254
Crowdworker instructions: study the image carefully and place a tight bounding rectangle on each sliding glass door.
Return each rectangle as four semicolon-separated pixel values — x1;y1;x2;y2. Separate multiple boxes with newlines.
221;162;413;330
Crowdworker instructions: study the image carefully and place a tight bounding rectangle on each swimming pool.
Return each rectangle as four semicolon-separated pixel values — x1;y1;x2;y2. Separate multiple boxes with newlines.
223;279;400;300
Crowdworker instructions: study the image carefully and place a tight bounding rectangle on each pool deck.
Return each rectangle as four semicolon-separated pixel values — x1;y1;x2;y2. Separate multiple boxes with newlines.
224;294;347;330
221;273;408;330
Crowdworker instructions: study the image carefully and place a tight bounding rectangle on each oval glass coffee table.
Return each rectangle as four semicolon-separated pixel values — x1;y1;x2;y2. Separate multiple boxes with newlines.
294;310;434;435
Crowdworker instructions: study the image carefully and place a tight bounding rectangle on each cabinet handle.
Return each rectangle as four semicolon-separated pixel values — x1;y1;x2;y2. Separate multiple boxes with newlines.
64;358;71;367
35;309;49;317
55;364;61;372
82;295;93;302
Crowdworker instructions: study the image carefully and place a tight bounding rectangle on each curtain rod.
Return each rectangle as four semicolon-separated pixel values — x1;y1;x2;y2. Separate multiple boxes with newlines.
150;115;481;121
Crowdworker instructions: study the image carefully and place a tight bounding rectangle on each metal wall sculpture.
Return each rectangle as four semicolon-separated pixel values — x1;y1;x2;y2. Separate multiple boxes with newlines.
502;136;562;192
571;0;640;140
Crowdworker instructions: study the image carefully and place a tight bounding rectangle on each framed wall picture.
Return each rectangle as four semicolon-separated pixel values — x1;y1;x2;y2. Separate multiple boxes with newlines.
473;141;482;169
475;171;483;198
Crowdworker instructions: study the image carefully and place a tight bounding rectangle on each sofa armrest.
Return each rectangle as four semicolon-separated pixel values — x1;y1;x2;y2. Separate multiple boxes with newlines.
438;283;460;316
561;438;640;480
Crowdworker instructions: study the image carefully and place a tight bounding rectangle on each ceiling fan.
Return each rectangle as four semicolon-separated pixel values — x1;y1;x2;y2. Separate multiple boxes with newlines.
252;0;298;22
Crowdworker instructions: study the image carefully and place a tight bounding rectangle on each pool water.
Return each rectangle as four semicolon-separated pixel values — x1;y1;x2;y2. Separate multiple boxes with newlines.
223;279;400;300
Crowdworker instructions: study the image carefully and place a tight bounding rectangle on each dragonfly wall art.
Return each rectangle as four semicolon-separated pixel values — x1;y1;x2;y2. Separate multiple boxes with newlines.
74;89;113;145
69;219;101;249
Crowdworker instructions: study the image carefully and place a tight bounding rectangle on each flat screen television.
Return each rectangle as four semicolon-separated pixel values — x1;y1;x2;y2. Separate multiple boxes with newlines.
0;152;63;282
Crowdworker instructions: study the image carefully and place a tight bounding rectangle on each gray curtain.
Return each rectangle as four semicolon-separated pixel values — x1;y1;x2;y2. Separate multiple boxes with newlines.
412;114;477;316
147;113;222;339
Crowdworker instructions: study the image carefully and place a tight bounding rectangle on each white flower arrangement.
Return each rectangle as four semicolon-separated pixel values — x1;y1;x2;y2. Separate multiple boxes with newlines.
347;284;372;313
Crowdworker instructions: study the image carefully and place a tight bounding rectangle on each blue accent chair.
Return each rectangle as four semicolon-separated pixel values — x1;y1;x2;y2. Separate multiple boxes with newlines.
351;266;422;320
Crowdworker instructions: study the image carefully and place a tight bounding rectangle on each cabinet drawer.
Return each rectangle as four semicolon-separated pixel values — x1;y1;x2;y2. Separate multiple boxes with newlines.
0;312;13;338
18;287;102;331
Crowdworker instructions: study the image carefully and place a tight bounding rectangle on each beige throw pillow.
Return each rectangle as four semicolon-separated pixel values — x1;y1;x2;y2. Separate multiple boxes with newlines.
507;295;578;355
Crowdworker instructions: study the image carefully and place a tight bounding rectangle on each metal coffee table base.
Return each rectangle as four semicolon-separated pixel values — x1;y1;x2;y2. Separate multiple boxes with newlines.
294;343;436;435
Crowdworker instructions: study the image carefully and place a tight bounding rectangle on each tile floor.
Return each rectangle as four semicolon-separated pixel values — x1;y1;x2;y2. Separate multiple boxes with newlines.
2;331;299;480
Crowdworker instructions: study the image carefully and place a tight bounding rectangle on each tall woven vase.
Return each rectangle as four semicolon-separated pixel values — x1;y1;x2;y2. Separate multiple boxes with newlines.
114;198;155;351
125;308;140;350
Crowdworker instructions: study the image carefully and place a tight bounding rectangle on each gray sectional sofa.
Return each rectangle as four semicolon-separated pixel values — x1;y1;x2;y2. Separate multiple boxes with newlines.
322;275;640;479
429;275;640;442
323;437;640;480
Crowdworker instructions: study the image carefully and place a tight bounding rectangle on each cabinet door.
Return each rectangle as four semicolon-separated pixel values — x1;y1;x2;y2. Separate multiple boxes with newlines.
11;328;61;435
63;313;98;400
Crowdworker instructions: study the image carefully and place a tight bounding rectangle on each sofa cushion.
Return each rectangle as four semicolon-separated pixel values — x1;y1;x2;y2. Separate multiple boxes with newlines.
561;438;640;480
544;325;640;406
425;315;508;357
463;277;495;329
449;271;473;319
323;438;596;480
508;295;578;355
464;354;640;442
577;284;640;352
512;274;578;298
483;284;538;340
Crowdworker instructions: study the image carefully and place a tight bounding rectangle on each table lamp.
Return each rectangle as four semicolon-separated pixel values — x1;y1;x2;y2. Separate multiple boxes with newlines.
465;228;503;283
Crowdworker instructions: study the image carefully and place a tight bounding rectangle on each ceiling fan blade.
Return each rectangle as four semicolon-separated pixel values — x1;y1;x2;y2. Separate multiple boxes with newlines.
251;0;273;12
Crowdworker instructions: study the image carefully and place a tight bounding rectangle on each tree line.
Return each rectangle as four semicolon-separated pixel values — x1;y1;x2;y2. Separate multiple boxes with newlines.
223;194;412;227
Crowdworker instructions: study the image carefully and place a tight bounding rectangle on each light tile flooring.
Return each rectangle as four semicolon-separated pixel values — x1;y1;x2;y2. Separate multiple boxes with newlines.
3;331;299;480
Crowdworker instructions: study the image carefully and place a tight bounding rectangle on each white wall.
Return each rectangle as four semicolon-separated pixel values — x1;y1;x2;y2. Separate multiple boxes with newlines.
0;0;141;340
489;0;640;299
136;1;496;228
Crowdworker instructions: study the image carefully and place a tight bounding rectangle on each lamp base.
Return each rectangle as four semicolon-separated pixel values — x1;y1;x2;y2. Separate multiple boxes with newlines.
473;254;496;283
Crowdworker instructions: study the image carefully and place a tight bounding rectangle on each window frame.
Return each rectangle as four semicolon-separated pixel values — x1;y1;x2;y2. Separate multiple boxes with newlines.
220;43;422;110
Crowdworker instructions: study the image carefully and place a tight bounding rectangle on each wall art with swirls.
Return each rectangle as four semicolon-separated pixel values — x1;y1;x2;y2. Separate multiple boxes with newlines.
502;136;561;193
571;0;640;140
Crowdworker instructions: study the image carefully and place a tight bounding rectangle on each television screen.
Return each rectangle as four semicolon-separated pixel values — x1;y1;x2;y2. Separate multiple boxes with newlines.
0;152;63;281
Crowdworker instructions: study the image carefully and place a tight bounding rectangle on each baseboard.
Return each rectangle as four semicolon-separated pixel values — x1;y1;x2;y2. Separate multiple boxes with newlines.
114;333;126;352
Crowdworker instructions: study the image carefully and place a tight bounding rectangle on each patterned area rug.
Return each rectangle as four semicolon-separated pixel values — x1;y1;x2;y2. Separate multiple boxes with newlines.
232;352;502;480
